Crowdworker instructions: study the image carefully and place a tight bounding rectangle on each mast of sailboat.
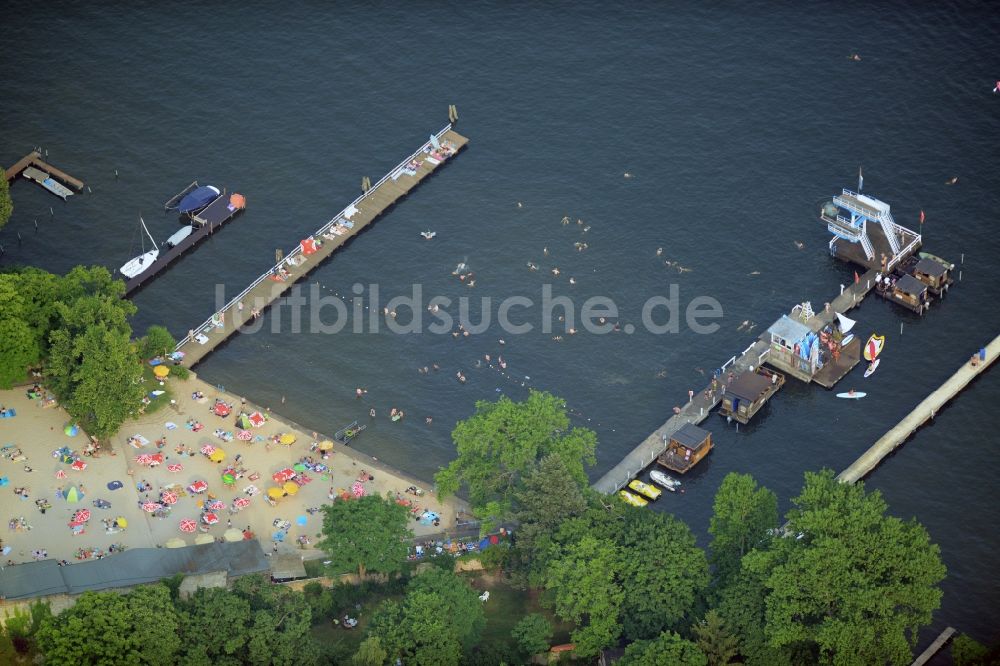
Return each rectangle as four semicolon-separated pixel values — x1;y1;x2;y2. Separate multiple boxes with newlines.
140;216;158;251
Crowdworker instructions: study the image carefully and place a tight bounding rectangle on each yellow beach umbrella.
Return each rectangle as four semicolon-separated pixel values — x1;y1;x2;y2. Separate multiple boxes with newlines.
194;533;215;545
116;517;128;529
209;449;226;463
279;433;296;445
267;487;285;499
318;440;334;451
153;365;170;378
223;527;244;542
165;537;186;549
283;481;300;496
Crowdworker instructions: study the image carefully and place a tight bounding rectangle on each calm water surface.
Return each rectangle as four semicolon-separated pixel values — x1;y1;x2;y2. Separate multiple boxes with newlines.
3;1;999;655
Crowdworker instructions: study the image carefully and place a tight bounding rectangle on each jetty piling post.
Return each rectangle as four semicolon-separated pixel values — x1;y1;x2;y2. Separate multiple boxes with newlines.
49;207;53;217
900;322;904;336
17;232;22;244
959;270;962;282
33;219;38;232
114;169;118;179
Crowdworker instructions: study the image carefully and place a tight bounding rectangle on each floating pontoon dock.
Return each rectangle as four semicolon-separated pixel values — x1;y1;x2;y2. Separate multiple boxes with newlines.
910;627;957;666
4;151;85;197
837;333;999;484
123;190;247;297
173;124;468;367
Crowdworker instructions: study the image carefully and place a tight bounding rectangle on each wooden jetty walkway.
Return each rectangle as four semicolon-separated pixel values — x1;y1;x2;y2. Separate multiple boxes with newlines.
174;125;468;367
4;151;84;191
910;627;957;666
593;268;880;494
837;332;999;484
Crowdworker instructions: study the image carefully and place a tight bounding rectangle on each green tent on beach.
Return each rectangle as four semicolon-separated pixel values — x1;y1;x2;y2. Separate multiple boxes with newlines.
65;485;82;503
236;414;252;429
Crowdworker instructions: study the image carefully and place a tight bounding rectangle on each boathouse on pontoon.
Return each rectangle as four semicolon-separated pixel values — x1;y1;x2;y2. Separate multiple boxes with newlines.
657;423;712;474
765;315;817;383
879;274;930;315
911;258;952;296
719;368;785;424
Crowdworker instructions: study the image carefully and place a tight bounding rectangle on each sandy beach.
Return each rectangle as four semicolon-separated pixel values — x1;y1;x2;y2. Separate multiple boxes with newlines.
0;373;467;568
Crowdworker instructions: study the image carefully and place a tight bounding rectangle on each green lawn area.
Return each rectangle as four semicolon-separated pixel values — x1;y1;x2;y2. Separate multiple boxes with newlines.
139;363;173;415
464;573;574;652
309;590;402;659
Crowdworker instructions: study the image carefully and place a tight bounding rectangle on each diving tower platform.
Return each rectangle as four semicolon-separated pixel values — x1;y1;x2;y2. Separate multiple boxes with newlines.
822;187;921;272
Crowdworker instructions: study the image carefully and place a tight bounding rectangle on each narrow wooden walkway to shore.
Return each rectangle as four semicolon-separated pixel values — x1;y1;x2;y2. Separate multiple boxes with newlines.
4;151;85;190
174;125;468;367
593;269;879;494
837;333;999;484
910;627;956;666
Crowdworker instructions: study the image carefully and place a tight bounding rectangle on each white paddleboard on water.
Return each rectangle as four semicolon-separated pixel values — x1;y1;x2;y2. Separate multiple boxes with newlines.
836;392;867;399
842;333;855;347
864;358;880;378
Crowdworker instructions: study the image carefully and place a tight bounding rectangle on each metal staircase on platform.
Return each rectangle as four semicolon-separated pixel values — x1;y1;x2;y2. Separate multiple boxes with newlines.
876;210;901;255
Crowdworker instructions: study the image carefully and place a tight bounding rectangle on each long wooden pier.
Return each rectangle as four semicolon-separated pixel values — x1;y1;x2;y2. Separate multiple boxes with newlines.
593;269;880;494
174;125;468;367
837;333;999;484
4;151;84;190
910;627;957;666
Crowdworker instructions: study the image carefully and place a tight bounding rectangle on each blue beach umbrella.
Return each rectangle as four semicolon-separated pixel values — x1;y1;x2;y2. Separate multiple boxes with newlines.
296;515;307;526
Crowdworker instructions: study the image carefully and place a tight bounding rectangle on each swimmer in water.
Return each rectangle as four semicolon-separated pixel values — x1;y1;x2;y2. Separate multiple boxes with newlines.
498;339;505;345
498;356;507;369
369;408;376;418
456;371;467;384
568;328;577;335
945;176;958;185
656;247;663;256
624;171;633;178
552;335;564;342
517;201;523;208
848;53;861;61
527;262;538;271
543;247;549;256
552;268;560;276
561;216;570;225
432;363;440;371
355;388;367;398
569;277;576;285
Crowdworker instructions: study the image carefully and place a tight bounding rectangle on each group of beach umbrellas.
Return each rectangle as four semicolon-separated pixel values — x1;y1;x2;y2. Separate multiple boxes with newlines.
135;453;164;467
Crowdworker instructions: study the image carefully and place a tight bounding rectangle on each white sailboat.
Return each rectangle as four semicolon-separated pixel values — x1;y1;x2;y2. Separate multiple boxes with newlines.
836;312;856;334
119;217;159;279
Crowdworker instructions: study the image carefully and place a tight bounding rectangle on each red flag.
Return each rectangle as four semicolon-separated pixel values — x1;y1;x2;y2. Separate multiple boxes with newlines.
854;271;860;284
920;210;925;224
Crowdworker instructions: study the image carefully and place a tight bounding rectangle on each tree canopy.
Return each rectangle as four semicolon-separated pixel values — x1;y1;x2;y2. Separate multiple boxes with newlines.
435;391;596;530
0;276;41;388
368;569;485;666
619;631;708;666
318;494;411;578
709;472;778;589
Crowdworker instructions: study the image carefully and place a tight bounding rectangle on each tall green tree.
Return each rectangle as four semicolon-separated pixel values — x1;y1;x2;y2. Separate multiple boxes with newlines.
352;636;388;666
35;585;181;666
762;470;946;665
435;391;596;530
177;587;253;666
708;473;778;589
511;613;553;656
228;575;320;666
617;510;710;640
65;325;146;438
0;167;12;230
545;534;624;657
619;631;708;666
318;495;411;578
0;278;41;388
140;324;177;358
369;569;485;666
693;610;739;666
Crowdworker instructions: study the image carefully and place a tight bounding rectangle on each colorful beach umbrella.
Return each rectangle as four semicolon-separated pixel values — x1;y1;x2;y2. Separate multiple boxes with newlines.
248;411;266;427
200;444;216;455
202;512;219;525
194;533;215;545
153;365;170;378
55;470;67;480
283;481;300;496
318;440;334;451
236;429;253;441
71;459;87;471
351;481;365;498
208;500;225;511
279;433;296;445
272;468;295;484
232;497;251;510
267;487;285;499
209;449;226;463
135;454;152;464
149;453;164;466
179;519;197;533
143;502;162;513
296;515;308;526
222;472;235;485
64;424;79;437
292;463;307;473
116;517;127;528
167;463;183;473
161;491;178;505
188;480;208;493
223;527;244;542
74;509;91;522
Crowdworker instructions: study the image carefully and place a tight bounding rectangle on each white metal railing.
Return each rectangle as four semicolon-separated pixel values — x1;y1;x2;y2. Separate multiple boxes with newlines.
742;342;756;356
888;232;922;272
758;348;770;366
720;355;737;372
174;124;455;352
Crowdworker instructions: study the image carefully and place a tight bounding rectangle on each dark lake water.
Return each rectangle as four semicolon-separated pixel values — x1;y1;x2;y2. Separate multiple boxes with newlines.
3;1;999;655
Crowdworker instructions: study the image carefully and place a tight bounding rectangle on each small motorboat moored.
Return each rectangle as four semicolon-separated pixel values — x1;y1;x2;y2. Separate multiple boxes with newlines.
627;479;662;501
165;225;194;248
177;185;220;214
618;490;648;507
650;469;682;492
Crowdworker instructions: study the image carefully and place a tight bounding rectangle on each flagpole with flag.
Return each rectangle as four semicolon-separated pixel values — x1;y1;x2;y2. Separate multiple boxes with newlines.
919;209;925;237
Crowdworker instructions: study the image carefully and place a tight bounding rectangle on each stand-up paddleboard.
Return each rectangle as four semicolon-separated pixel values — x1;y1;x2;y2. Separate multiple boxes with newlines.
836;391;867;399
864;358;880;378
863;334;885;362
841;333;855;347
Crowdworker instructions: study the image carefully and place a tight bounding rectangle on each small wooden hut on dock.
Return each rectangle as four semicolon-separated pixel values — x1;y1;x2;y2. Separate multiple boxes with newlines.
656;423;712;474
719;368;785;424
910;257;953;297
877;274;929;315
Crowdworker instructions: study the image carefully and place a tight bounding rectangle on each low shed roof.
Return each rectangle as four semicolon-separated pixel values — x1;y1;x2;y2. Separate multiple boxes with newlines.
914;258;947;278
670;423;711;450
895;274;928;297
767;315;811;344
728;372;773;402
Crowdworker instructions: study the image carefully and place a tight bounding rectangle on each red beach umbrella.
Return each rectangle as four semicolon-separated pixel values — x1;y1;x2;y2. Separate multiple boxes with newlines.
236;429;253;441
161;491;178;505
248;411;266;428
179;519;197;533
232;497;251;510
200;444;216;456
202;512;219;525
71;459;87;471
75;509;91;522
55;470;67;480
207;500;225;511
142;502;162;513
167;463;183;473
135;454;153;464
351;481;365;498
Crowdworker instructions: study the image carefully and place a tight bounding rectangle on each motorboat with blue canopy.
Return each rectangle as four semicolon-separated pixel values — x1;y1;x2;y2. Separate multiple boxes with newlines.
175;185;220;214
